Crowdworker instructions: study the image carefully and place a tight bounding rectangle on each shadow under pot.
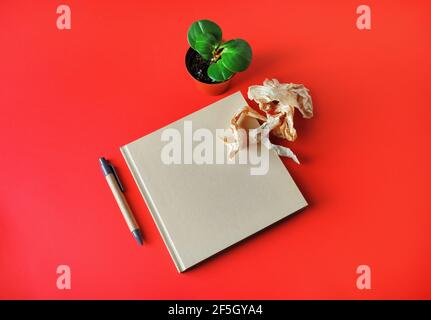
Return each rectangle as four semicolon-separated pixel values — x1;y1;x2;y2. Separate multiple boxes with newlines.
185;47;232;96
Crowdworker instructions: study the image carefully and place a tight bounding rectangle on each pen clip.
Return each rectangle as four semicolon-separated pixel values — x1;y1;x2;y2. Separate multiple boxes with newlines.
110;164;125;193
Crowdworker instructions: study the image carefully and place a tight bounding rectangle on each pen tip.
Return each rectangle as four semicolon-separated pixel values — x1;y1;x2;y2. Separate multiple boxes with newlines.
132;229;144;246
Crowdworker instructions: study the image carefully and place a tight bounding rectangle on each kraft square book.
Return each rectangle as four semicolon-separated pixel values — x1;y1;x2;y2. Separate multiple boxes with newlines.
121;92;307;272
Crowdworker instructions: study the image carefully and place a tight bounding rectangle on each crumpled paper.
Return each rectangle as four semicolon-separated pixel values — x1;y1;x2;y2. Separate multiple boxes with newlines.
224;78;313;164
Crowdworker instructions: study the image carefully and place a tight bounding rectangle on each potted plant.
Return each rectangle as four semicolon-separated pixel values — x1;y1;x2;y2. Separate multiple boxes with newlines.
185;19;252;95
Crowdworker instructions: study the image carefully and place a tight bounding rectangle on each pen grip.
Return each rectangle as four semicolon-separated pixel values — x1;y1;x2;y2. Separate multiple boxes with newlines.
106;174;139;232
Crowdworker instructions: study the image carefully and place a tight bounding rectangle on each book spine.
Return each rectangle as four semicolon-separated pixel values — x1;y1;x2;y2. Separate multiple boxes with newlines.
120;146;185;272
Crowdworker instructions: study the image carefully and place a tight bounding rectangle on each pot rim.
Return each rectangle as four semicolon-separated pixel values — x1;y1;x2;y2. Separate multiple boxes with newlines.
185;47;233;85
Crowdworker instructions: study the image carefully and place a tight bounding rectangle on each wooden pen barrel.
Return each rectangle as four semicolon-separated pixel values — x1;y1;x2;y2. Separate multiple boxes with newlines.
105;174;138;232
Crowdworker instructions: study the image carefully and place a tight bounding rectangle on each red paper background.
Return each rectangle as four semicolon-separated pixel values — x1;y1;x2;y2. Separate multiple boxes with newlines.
1;0;430;299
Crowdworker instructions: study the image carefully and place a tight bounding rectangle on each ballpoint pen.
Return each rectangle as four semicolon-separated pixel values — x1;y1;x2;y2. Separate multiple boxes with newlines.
99;157;143;245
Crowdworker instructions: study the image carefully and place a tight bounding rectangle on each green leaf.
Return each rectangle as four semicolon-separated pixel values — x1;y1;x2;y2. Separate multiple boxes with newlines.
219;39;252;73
187;20;222;51
207;60;234;82
194;33;218;60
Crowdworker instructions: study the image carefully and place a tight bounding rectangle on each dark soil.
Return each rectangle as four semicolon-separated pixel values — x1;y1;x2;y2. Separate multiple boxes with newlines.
186;48;217;84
